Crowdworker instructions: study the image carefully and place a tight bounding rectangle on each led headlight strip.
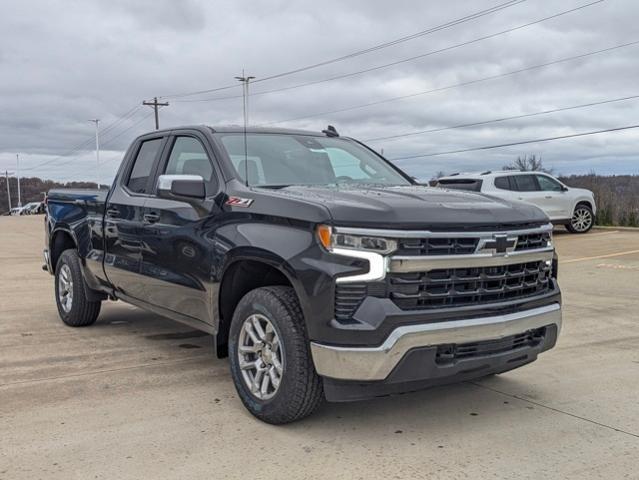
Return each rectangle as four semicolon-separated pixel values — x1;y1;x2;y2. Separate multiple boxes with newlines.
316;225;395;283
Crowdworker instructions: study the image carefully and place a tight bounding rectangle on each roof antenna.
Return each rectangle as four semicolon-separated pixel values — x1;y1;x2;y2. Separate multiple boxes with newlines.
322;125;339;137
235;70;255;187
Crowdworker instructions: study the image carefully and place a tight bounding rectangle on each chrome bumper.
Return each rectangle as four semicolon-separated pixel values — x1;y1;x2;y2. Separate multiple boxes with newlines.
310;303;562;381
42;249;52;273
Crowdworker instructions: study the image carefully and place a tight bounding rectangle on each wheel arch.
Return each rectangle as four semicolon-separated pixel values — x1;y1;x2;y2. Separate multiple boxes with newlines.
216;252;303;358
50;228;78;270
575;199;594;210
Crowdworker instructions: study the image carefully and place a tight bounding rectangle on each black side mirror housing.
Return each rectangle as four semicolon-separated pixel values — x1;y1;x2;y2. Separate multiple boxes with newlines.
157;175;206;201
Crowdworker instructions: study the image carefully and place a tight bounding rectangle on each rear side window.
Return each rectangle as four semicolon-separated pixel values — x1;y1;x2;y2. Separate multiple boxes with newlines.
513;174;539;192
127;138;163;194
436;179;483;192
494;176;514;190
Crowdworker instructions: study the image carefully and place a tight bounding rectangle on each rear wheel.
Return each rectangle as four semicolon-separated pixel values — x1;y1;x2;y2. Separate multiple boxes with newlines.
54;249;101;326
566;204;594;233
228;286;323;424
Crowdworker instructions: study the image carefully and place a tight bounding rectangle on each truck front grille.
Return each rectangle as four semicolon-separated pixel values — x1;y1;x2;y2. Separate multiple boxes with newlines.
435;327;546;364
334;260;552;318
395;231;551;256
388;260;552;310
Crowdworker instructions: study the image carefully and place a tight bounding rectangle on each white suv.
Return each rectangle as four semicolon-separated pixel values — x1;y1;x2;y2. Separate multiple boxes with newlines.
435;171;596;233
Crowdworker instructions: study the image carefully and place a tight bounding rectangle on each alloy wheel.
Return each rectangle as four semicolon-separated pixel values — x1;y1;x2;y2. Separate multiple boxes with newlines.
571;207;592;232
237;313;284;400
58;264;74;313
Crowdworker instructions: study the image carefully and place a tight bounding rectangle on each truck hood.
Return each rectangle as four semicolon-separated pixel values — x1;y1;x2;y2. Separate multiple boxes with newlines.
254;185;548;229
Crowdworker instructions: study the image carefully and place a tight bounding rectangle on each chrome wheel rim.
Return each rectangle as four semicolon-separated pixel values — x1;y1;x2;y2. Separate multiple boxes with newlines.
237;313;284;400
571;208;592;232
58;264;73;313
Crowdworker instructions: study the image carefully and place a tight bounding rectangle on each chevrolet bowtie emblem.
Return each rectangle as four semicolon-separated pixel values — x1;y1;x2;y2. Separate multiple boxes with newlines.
483;234;516;254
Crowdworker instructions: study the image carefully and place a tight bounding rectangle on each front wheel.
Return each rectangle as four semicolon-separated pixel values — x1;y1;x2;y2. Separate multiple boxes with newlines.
566;205;594;233
54;249;101;326
228;286;323;424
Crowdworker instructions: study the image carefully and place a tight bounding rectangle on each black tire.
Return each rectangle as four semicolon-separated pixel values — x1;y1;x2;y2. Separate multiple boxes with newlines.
566;204;594;234
228;286;323;424
54;249;101;327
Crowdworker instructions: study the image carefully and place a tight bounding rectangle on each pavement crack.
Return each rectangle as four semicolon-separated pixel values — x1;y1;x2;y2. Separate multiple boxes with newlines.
469;381;639;439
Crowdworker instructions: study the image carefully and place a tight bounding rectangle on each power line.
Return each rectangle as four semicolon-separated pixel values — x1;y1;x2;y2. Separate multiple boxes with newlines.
261;39;639;126
57;111;156;184
365;94;639;142
142;97;169;129
177;0;603;104
19;104;143;173
160;0;527;100
390;123;639;160
24;108;152;175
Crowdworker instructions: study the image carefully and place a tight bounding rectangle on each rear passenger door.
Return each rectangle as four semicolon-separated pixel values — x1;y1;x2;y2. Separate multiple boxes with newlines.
137;132;223;326
511;174;549;216
103;135;167;300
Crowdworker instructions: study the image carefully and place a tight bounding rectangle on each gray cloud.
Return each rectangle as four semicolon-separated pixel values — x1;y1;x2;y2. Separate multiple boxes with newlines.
1;0;638;184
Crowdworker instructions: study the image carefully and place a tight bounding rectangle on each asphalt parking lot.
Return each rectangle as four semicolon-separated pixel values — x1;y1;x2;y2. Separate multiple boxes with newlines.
1;216;638;479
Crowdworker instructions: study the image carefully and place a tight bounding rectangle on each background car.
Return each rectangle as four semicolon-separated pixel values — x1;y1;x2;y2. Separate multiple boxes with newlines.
435;171;597;233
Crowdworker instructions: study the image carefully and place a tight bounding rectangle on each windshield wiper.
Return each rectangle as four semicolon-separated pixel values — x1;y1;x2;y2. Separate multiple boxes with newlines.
253;184;293;189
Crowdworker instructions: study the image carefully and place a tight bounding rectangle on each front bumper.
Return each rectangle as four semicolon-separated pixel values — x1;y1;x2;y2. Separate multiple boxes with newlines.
311;303;561;382
42;248;52;273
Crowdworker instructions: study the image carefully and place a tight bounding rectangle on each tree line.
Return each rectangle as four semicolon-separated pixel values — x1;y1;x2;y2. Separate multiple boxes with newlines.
2;171;638;227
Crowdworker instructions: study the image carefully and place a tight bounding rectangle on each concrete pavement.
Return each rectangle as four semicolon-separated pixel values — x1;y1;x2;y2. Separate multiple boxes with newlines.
1;216;638;479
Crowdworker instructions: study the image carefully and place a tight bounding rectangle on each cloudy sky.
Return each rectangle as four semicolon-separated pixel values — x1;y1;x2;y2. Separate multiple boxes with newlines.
1;0;638;184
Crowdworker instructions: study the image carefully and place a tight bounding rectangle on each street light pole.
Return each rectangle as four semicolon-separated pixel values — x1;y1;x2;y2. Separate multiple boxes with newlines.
16;154;21;208
89;119;100;189
5;170;12;212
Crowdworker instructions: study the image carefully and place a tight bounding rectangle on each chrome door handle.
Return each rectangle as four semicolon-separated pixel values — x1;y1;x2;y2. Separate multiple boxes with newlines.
143;212;160;223
106;207;120;218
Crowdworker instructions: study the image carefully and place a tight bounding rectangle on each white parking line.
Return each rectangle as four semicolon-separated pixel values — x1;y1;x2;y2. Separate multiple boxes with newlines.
561;249;639;264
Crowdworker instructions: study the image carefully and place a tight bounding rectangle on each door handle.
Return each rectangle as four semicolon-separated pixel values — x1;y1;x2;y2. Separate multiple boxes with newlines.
545;195;553;199
106;207;120;218
143;212;160;223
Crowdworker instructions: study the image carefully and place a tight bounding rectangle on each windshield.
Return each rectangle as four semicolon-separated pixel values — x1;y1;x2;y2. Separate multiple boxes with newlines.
216;133;411;187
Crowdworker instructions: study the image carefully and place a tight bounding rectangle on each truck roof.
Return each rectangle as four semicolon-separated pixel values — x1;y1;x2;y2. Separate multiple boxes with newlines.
147;125;330;137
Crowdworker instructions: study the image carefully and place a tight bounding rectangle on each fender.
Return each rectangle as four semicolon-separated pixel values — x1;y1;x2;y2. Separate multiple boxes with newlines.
213;221;365;343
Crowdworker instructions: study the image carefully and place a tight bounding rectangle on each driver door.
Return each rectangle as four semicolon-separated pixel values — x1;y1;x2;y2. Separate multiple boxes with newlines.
137;133;223;326
535;174;569;220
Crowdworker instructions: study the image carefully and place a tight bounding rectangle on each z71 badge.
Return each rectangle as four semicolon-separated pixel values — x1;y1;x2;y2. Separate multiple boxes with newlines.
225;196;254;208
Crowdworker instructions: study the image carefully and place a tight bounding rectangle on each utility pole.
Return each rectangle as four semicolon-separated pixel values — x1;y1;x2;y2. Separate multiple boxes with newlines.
4;170;12;212
235;72;256;186
235;72;255;126
16;154;21;208
142;97;169;130
89;119;101;189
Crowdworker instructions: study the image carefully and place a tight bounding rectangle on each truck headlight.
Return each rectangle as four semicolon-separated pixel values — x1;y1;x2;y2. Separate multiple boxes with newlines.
316;225;397;254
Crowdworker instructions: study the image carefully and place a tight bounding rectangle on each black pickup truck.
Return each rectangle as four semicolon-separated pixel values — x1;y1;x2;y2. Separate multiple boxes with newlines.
44;125;561;423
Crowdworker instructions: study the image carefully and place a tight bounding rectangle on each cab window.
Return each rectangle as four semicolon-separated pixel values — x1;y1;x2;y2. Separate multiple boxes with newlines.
127;138;164;194
536;174;563;191
494;176;514;190
163;136;217;194
513;174;539;192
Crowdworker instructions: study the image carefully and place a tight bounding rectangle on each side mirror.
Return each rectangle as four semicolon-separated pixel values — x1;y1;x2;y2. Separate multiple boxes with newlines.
561;185;569;192
157;174;206;201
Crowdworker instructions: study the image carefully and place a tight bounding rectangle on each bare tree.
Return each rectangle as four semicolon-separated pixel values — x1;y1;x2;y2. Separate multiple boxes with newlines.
503;154;553;174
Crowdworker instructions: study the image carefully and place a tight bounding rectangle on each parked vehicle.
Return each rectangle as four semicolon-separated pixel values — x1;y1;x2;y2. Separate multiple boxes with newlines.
20;201;44;215
10;207;22;216
435;171;596;233
43;126;562;423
